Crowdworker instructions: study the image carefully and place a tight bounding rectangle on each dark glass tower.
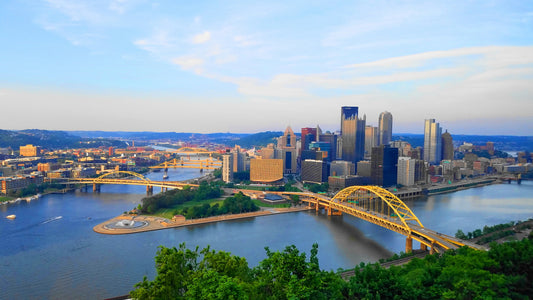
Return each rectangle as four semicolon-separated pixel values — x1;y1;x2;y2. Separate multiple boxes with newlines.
341;106;365;164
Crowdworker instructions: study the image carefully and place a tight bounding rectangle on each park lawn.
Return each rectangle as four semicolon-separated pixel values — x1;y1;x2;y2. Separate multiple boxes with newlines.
252;199;290;208
152;198;225;219
0;196;14;203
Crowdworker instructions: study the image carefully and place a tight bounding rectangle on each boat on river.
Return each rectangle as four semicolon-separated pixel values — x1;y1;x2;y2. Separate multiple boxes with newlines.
6;214;16;219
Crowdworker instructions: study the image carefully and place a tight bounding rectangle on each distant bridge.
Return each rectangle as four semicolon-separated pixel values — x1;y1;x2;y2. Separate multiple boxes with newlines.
59;171;198;194
150;158;222;170
241;186;486;254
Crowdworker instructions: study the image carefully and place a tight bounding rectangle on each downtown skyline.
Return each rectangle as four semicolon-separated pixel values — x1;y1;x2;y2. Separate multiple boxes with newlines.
1;1;533;135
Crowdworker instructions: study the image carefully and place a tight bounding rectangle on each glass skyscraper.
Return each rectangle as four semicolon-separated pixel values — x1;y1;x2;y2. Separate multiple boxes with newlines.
341;106;365;164
378;111;393;146
423;119;442;164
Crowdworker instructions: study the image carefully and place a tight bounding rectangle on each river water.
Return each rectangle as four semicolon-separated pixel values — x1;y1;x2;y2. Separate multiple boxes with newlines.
1;169;532;299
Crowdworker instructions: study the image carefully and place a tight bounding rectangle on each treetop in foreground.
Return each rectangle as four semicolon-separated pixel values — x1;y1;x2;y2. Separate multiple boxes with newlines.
131;238;533;299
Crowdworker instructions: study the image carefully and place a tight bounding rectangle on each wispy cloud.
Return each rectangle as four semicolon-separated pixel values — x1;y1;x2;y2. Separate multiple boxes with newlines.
192;31;211;44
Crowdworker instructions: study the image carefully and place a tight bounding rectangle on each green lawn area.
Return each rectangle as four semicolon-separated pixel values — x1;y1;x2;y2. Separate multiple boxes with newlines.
234;185;267;191
252;199;290;208
0;196;14;203
151;198;225;219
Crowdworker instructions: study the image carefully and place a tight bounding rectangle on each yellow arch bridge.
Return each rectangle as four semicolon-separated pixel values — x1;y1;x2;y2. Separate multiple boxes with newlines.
241;186;486;254
149;158;222;171
61;171;198;194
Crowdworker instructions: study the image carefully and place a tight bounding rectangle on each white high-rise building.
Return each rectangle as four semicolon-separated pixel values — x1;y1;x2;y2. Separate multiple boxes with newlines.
378;111;393;146
222;154;233;183
423;119;442;164
397;157;415;186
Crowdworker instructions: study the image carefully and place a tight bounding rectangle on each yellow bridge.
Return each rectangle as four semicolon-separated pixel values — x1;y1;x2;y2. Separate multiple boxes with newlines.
64;171;198;194
172;147;216;155
149;158;222;171
58;172;484;253
241;186;486;254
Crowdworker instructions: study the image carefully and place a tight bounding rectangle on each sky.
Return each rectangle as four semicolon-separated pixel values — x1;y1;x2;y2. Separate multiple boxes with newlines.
1;1;532;135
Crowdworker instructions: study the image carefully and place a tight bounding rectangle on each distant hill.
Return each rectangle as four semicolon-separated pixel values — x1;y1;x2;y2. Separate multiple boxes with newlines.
0;129;127;149
232;131;283;148
67;130;280;148
393;134;533;151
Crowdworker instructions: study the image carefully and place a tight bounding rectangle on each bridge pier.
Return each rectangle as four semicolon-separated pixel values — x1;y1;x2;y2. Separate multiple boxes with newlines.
405;237;413;253
146;185;153;195
92;183;100;192
420;244;427;251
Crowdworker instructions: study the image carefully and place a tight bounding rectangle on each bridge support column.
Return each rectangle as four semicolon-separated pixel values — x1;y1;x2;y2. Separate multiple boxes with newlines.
405;237;413;253
93;183;100;192
146;185;153;195
420;244;427;251
327;206;332;216
429;242;436;254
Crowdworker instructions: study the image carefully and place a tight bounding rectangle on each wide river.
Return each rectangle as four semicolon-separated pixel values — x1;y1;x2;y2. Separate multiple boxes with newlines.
1;169;532;299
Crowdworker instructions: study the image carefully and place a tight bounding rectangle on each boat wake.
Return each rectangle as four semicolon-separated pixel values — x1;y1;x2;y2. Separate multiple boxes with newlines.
42;216;63;224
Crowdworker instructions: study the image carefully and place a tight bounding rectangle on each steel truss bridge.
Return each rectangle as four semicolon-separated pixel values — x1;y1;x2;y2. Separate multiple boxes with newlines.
241;186;486;254
172;147;216;155
150;158;222;171
59;171;198;194
53;173;485;253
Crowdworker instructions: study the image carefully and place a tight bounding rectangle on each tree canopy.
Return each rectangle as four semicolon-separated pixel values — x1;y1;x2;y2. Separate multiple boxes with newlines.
131;238;533;299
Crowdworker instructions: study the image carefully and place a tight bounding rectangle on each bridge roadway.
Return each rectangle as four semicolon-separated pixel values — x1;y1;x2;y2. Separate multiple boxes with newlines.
55;172;486;254
239;189;487;254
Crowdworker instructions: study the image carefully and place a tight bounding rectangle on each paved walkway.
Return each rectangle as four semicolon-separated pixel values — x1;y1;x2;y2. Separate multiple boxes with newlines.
93;206;312;235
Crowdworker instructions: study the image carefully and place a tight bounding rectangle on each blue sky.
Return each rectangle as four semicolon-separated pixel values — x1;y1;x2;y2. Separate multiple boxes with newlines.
1;1;532;135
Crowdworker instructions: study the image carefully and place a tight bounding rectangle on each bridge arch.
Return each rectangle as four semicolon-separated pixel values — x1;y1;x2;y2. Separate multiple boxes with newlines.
95;171;151;183
332;185;424;234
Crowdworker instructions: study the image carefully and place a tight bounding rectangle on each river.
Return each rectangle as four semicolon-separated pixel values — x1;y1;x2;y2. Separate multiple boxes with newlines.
1;169;532;299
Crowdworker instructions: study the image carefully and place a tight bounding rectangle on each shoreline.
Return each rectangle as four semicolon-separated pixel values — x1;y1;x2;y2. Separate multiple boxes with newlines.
93;206;313;235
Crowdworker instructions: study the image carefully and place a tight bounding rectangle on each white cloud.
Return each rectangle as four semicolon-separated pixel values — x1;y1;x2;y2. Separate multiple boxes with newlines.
171;56;204;71
192;31;211;44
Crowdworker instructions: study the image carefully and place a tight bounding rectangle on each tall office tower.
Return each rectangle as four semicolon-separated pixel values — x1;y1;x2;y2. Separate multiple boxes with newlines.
364;126;378;159
330;160;355;176
341;107;366;164
300;127;317;155
231;145;246;172
441;130;454;160
378;111;393;146
371;145;398;187
277;126;298;174
397;157;415;186
318;133;338;162
315;125;323;142
301;159;328;184
414;159;427;184
423;119;442;164
222;154;233;183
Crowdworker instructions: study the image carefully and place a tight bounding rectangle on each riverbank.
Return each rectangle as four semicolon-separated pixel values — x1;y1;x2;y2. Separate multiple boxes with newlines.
93;206;312;235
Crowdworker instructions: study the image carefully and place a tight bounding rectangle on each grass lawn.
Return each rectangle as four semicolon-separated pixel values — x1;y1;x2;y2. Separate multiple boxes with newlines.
252;199;290;208
0;196;14;203
151;198;225;219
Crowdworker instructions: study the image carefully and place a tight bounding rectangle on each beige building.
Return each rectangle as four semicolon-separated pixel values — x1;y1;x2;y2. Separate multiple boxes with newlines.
20;144;41;157
250;159;283;183
222;154;233;183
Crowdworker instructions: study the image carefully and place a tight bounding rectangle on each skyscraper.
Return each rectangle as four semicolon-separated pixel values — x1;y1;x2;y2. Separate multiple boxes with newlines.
371;145;398;187
364;126;378;159
341;106;365;164
300;127;317;155
378;111;393;146
441;130;453;160
222;154;233;183
424;119;442;164
277;126;297;173
397;157;415;186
